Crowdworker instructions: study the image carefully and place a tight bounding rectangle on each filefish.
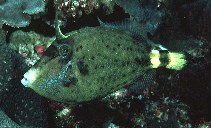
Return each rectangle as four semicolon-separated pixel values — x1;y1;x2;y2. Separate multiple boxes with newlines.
21;27;186;103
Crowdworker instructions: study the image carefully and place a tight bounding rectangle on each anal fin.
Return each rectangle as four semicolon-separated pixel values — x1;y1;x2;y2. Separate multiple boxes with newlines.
128;70;157;94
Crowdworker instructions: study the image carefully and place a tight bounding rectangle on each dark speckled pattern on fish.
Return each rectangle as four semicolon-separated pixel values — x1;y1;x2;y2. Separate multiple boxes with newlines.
24;27;154;103
68;27;152;102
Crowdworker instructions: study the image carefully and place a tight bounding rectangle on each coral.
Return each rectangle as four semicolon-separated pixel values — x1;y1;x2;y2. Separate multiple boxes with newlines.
0;36;15;101
34;45;47;58
103;88;192;128
54;0;115;18
48;101;81;128
0;0;46;27
0;111;20;128
0;35;48;127
0;29;6;43
9;30;55;66
99;0;115;14
55;0;100;18
115;0;157;23
1;84;49;127
0;29;48;127
198;122;211;128
48;83;192;127
114;0;166;37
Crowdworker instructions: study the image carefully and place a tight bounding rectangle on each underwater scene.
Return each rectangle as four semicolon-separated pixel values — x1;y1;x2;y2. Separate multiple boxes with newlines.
0;0;211;127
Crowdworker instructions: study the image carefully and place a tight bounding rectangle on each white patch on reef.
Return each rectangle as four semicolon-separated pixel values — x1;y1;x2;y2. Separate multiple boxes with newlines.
21;68;39;87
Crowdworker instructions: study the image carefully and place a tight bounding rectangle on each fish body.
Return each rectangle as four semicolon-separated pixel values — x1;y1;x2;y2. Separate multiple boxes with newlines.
21;27;186;103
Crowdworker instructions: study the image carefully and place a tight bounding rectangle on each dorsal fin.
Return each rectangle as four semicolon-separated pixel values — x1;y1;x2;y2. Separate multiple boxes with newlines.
98;17;140;36
98;17;158;50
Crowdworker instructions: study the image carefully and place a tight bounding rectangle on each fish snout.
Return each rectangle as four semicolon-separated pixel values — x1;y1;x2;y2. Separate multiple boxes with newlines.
21;68;39;87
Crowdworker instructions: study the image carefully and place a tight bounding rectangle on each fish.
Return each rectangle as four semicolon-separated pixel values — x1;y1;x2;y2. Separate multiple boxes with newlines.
21;26;187;103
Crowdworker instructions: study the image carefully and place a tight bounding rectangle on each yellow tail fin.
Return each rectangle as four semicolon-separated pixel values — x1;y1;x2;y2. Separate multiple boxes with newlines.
150;50;187;70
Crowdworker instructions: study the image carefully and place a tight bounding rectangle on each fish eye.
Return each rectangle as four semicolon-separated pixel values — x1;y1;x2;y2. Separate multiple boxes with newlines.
57;44;69;57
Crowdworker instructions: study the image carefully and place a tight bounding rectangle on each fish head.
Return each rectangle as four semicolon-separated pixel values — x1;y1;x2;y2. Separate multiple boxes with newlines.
21;67;40;88
21;39;76;101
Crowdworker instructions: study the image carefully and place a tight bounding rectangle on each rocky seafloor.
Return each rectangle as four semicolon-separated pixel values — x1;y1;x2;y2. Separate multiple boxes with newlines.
0;0;211;127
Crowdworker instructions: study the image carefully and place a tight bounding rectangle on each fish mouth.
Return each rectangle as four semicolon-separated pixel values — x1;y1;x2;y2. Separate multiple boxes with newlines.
21;77;30;87
21;68;40;87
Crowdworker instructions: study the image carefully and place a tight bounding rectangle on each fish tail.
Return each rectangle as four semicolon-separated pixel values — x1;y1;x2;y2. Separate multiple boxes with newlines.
149;49;187;70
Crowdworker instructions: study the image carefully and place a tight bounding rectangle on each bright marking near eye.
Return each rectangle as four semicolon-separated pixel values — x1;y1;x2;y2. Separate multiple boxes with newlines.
21;68;39;87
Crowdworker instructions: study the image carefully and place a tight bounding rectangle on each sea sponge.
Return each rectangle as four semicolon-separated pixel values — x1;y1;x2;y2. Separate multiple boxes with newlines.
0;0;46;28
